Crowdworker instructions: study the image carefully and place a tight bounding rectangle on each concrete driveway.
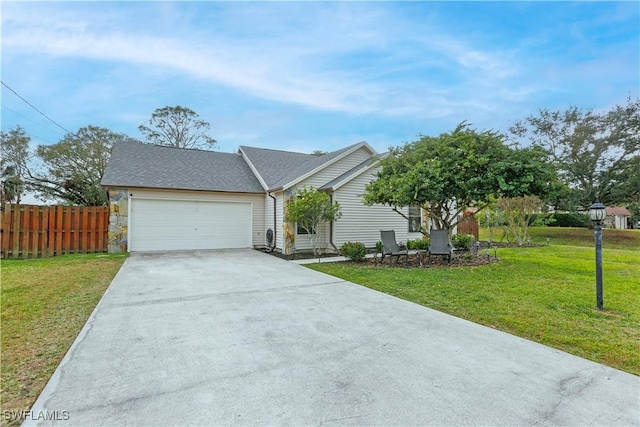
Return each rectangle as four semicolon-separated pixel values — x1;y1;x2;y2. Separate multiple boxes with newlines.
27;250;638;426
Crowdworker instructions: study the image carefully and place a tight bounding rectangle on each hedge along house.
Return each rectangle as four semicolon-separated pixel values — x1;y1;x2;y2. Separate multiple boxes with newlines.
101;141;426;254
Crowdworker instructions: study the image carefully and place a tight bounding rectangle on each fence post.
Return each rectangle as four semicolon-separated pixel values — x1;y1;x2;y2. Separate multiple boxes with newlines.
40;206;49;257
91;207;99;252
29;206;38;258
0;203;11;258
97;206;109;250
47;205;55;256
12;204;20;257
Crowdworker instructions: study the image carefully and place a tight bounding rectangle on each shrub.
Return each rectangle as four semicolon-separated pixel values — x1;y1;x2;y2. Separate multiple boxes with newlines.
419;238;430;249
530;213;556;227
341;241;367;262
547;213;590;228
406;238;430;250
452;233;474;251
375;241;383;253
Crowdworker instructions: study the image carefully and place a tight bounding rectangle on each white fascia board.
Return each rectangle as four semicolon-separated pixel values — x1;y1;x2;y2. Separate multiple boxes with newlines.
237;147;269;191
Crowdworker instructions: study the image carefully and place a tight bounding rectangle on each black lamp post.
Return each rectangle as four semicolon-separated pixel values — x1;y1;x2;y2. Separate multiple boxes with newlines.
589;201;606;310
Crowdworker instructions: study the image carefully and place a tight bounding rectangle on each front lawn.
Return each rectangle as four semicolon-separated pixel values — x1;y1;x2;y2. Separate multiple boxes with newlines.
1;254;127;426
306;245;640;375
481;226;640;250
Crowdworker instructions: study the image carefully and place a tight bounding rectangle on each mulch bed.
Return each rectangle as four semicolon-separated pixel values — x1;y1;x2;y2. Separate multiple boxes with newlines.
259;241;544;268
257;248;340;261
258;246;517;268
353;250;499;268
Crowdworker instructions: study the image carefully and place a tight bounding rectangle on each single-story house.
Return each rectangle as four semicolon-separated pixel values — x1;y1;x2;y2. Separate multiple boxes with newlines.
604;206;631;229
101;141;427;253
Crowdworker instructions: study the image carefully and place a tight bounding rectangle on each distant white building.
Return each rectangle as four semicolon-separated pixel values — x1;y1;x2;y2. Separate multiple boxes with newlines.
604;206;631;229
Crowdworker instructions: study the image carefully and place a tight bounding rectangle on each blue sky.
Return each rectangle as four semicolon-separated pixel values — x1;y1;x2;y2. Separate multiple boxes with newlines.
1;1;639;155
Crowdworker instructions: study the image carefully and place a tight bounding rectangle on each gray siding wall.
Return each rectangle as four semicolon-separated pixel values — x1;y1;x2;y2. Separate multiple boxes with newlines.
292;222;330;252
332;169;419;248
265;191;285;250
299;146;372;189
274;191;284;250
264;194;275;248
292;146;372;252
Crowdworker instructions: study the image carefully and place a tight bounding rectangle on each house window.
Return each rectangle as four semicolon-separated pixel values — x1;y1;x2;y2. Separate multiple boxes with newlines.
297;223;309;235
408;204;421;232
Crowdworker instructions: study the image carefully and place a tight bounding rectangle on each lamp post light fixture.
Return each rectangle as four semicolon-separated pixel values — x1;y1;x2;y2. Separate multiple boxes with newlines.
589;201;606;310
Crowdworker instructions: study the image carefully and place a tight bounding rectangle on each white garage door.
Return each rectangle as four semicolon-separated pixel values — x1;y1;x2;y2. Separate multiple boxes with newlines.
130;198;252;252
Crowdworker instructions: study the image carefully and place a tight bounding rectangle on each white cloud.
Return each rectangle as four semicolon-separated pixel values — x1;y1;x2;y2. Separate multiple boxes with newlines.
1;1;637;153
1;2;526;121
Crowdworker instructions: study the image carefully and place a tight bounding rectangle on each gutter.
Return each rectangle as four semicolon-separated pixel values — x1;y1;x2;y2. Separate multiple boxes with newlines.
268;192;277;252
329;192;339;253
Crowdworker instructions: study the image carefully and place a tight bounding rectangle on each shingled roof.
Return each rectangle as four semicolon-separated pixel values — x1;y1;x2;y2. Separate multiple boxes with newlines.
101;142;264;193
237;146;312;190
239;142;371;190
606;206;631;216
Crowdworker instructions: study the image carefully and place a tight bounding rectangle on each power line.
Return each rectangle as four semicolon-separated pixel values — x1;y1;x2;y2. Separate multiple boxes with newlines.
0;116;56;144
2;117;55;145
1;80;72;134
2;104;67;137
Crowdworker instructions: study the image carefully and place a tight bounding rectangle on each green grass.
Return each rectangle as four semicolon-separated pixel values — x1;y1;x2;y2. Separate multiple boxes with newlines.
1;253;127;426
306;244;640;375
482;226;640;250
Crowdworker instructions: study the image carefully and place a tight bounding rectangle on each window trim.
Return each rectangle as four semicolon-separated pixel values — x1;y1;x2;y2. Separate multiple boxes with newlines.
296;222;310;235
408;204;422;233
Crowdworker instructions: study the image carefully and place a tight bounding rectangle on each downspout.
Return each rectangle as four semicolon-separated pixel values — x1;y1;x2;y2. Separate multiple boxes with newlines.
268;191;277;252
329;193;339;253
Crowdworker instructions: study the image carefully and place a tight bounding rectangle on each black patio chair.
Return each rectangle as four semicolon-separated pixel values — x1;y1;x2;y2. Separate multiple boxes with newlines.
428;229;453;264
380;230;409;266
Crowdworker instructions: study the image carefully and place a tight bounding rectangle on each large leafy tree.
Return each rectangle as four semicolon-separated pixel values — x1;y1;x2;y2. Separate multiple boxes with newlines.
0;126;31;204
510;97;640;209
284;186;342;255
138;106;218;150
363;123;557;236
30;126;136;206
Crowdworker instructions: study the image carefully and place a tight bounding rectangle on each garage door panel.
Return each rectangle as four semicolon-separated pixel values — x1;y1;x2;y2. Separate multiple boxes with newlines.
130;199;252;252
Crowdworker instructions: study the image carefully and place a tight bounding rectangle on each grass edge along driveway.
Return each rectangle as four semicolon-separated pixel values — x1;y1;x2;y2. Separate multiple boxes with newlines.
1;253;127;427
306;244;640;376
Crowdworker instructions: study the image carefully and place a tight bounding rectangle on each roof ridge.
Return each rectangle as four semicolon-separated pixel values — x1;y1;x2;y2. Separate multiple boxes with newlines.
313;141;364;157
240;142;366;157
119;140;221;154
239;145;313;156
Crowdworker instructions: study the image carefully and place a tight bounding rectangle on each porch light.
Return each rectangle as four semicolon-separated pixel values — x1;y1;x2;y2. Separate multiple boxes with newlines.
589;201;606;222
589;200;606;310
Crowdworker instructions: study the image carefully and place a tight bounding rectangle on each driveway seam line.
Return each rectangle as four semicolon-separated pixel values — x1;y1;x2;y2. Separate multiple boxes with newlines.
108;280;347;307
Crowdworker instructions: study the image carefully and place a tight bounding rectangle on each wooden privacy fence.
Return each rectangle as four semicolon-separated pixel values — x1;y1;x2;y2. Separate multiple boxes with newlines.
1;204;109;259
457;211;479;241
